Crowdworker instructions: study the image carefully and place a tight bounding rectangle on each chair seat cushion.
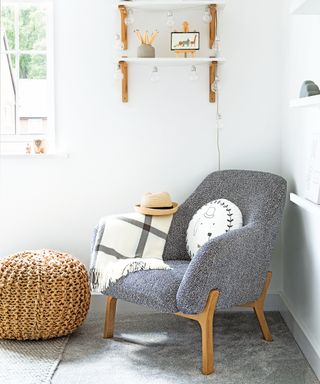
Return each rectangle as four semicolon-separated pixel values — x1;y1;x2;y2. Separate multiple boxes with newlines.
102;260;189;313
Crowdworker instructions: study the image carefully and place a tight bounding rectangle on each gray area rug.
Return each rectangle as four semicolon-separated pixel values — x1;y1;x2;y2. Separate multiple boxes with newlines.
53;311;319;384
0;336;68;384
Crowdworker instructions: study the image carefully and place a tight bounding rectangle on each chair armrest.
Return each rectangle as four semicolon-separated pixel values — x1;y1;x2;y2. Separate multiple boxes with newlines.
176;223;275;314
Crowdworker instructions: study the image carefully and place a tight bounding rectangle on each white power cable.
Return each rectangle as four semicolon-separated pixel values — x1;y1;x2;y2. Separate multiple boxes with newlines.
215;74;222;171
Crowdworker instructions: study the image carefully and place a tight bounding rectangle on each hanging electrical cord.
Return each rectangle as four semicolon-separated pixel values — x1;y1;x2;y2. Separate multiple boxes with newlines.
215;74;222;171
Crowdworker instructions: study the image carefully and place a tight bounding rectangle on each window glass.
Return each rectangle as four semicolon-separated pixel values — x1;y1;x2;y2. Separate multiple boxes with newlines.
19;6;47;51
19;54;47;79
0;52;16;135
1;5;15;50
0;2;52;154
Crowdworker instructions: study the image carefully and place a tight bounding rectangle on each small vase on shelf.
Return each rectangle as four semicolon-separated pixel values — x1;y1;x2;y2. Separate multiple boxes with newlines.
135;30;158;58
137;44;155;58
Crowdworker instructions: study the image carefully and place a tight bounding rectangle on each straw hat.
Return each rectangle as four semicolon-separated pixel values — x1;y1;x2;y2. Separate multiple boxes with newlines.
135;192;178;216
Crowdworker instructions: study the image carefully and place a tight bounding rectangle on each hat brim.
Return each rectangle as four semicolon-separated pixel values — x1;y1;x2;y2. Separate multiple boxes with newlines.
134;202;179;216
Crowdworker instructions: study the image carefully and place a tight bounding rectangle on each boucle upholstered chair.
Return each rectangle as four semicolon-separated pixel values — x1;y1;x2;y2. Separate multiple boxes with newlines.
102;170;287;375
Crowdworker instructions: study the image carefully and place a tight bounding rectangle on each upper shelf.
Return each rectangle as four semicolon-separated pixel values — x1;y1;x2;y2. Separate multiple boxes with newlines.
290;95;320;108
118;57;225;65
118;1;226;11
291;0;320;14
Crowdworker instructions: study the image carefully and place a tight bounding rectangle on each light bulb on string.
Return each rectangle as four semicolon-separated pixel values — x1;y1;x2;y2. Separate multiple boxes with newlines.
114;64;124;81
114;34;124;51
211;76;220;92
213;36;221;57
150;66;160;83
217;114;224;131
166;11;175;28
202;7;212;24
125;9;134;26
189;65;199;82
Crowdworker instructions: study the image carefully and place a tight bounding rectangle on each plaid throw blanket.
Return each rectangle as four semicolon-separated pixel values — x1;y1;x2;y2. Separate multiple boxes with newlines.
90;213;173;293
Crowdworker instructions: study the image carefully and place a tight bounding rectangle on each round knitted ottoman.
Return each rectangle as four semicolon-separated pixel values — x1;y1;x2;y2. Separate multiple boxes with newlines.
0;249;90;340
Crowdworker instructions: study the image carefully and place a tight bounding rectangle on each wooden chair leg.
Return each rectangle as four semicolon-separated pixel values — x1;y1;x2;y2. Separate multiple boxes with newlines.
176;290;220;375
241;271;273;342
104;296;117;339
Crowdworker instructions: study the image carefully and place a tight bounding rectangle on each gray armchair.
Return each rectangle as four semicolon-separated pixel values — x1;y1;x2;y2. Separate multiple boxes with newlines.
102;170;287;375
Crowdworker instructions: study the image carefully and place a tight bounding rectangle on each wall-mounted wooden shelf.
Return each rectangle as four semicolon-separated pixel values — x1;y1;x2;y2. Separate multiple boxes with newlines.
290;193;320;214
118;1;226;11
118;1;222;51
291;0;320;14
117;1;225;104
290;95;320;108
118;57;223;103
119;57;225;65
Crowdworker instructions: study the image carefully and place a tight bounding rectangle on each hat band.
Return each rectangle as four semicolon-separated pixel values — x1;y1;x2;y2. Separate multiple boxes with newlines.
143;205;174;210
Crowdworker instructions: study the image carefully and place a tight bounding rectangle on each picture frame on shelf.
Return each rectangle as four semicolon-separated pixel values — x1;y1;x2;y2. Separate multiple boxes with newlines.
171;32;200;51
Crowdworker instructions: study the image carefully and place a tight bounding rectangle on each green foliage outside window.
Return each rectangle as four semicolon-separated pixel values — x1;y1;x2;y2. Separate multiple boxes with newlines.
1;6;15;50
1;5;47;79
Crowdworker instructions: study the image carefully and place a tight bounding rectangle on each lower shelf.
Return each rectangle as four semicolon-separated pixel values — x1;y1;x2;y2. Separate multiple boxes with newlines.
118;58;220;103
119;57;226;65
290;193;320;214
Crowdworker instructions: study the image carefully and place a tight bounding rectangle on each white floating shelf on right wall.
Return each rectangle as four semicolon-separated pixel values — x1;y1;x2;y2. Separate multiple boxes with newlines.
290;193;320;214
290;95;320;108
291;0;320;14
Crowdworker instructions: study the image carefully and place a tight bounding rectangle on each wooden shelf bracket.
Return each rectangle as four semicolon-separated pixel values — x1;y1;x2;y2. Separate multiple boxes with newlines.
118;5;128;50
119;61;128;103
119;60;218;104
209;4;217;49
209;61;217;103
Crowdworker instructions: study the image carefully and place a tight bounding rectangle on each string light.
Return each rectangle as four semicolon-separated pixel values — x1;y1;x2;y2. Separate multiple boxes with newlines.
114;34;124;51
125;9;134;26
189;65;199;81
202;6;212;24
213;36;221;57
150;66;160;83
114;64;124;81
166;11;175;28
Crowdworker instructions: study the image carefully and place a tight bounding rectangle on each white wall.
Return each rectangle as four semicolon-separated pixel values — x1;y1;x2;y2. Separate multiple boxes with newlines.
0;0;283;293
281;0;320;376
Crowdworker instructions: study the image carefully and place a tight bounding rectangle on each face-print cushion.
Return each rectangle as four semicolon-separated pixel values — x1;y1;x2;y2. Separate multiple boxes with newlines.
186;199;243;258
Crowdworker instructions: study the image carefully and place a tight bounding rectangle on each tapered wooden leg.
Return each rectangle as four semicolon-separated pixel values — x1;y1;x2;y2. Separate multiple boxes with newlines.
104;296;117;339
176;290;220;375
253;271;273;341
254;305;272;341
198;291;219;374
199;321;214;374
241;271;273;342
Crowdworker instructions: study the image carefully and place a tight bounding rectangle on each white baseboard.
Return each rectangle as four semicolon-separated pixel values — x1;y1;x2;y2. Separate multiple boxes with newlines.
90;293;156;315
279;293;320;380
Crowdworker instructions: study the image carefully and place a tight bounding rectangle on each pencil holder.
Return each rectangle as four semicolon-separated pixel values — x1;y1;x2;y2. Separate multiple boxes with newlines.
137;43;155;58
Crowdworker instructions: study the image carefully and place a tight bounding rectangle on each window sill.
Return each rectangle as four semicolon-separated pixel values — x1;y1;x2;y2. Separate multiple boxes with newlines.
0;153;69;159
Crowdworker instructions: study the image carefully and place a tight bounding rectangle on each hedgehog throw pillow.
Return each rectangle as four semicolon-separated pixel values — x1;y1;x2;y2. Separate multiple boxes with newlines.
186;199;243;258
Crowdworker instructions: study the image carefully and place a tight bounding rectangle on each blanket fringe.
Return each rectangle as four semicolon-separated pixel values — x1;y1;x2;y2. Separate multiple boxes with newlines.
90;259;171;293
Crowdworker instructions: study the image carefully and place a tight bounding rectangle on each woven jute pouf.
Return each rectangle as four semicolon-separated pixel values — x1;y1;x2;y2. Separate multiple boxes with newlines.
0;249;90;340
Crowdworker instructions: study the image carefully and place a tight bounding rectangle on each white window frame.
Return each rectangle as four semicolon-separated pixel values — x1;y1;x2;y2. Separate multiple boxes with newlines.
0;0;55;153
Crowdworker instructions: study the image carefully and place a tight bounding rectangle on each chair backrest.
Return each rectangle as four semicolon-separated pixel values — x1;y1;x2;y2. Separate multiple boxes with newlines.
163;170;287;261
